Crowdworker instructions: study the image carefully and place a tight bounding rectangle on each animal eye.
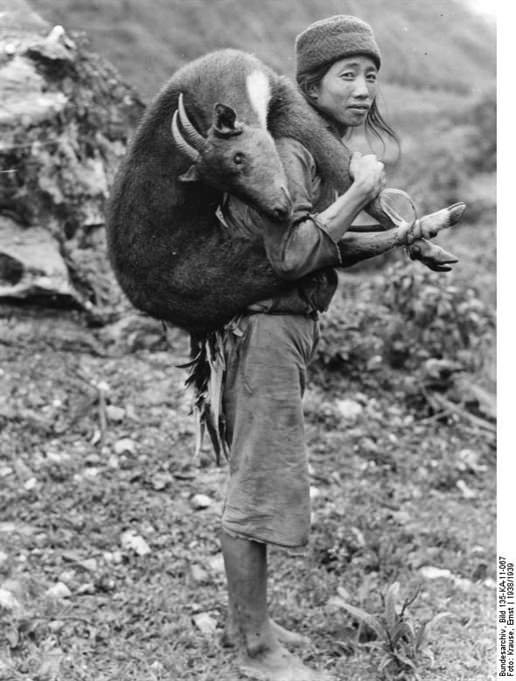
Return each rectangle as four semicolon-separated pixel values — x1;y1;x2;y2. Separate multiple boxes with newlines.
233;152;245;165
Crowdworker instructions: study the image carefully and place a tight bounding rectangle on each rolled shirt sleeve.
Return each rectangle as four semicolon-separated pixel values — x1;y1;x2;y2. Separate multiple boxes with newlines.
217;137;342;281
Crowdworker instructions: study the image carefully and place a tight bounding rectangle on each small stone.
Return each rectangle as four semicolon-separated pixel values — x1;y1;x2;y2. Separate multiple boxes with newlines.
24;477;38;490
391;510;411;524
96;576;116;592
208;554;225;574
362;437;379;454
48;620;65;633
90;430;101;446
79;558;97;572
106;405;125;422
113;438;136;455
458;449;486;473
0;551;8;567
1;579;25;602
336;399;363;420
125;404;139;421
456;479;477;500
366;355;383;371
327;595;349;610
76;583;96;595
58;570;75;585
337;585;352;600
419;566;452;580
191;564;208;583
46;450;68;464
309;486;321;500
0;588;20;611
453;576;473;592
120;530;151;556
103;550;123;564
45;582;72;599
190;494;213;510
351;526;366;547
193;612;217;635
151;472;173;490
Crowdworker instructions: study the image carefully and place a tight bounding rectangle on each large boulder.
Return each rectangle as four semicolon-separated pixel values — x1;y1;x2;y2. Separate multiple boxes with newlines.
0;0;144;312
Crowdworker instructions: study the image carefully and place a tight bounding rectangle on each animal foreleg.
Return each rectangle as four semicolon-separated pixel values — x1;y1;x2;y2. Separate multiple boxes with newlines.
338;202;466;271
399;202;466;272
365;195;466;272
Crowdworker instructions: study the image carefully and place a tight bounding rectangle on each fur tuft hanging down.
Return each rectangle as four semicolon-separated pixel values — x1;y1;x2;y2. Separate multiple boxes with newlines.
180;330;230;465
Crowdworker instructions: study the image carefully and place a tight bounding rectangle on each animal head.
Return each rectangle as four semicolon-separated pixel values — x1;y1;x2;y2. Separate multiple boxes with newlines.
171;94;292;222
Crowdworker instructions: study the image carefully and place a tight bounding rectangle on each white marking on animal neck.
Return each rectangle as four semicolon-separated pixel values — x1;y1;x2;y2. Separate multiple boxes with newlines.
246;70;270;129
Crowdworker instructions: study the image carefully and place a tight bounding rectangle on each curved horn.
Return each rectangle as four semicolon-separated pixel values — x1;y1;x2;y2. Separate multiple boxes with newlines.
177;93;206;150
171;110;199;161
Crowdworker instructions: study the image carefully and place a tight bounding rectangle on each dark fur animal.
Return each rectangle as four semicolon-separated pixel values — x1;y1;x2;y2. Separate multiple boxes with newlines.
107;50;411;334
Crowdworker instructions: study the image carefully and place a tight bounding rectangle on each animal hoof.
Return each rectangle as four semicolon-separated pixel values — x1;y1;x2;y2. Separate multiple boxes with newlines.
447;202;467;224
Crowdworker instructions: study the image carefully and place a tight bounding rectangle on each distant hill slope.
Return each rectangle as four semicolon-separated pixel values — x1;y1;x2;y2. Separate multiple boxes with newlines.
30;0;495;101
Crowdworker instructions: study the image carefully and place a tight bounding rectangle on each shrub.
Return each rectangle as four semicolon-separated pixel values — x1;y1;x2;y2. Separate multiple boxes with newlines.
315;262;495;383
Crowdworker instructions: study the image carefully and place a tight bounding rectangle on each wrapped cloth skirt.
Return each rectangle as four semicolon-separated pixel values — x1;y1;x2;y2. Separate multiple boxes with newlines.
221;312;319;548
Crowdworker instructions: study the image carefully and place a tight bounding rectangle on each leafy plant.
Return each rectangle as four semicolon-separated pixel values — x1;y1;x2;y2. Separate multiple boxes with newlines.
382;262;494;370
316;261;494;381
334;582;450;680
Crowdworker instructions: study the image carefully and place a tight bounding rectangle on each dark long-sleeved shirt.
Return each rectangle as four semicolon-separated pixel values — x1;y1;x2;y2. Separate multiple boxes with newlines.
217;136;342;314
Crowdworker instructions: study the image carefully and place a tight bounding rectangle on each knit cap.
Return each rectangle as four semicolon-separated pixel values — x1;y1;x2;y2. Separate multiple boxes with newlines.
295;15;381;76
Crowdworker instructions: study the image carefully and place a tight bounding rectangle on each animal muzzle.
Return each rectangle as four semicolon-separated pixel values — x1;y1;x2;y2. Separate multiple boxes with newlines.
270;185;292;222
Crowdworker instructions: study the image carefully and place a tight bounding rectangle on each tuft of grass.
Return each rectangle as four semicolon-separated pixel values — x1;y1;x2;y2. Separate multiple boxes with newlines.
335;582;451;680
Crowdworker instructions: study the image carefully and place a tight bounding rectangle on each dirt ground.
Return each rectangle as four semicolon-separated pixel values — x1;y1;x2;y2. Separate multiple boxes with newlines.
0;301;496;681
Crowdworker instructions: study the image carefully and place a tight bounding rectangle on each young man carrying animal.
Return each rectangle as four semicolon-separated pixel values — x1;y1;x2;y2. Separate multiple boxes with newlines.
214;17;464;681
107;15;466;681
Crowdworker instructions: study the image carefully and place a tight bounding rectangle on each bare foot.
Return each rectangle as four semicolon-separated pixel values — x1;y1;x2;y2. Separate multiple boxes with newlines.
239;645;333;681
270;620;310;648
222;618;310;649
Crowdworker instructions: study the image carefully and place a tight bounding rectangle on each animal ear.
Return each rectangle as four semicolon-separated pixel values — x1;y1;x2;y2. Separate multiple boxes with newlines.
213;103;243;137
306;83;319;100
178;164;200;182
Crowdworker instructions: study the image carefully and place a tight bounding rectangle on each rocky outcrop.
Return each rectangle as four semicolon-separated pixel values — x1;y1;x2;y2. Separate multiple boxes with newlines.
0;0;144;313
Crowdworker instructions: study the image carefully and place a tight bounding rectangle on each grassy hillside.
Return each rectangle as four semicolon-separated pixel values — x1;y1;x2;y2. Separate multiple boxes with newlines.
30;0;495;101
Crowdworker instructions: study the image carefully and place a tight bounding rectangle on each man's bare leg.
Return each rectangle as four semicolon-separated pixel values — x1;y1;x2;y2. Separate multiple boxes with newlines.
221;531;333;681
222;580;310;649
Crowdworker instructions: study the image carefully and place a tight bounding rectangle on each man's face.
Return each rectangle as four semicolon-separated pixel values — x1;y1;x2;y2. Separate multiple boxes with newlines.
312;55;378;128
